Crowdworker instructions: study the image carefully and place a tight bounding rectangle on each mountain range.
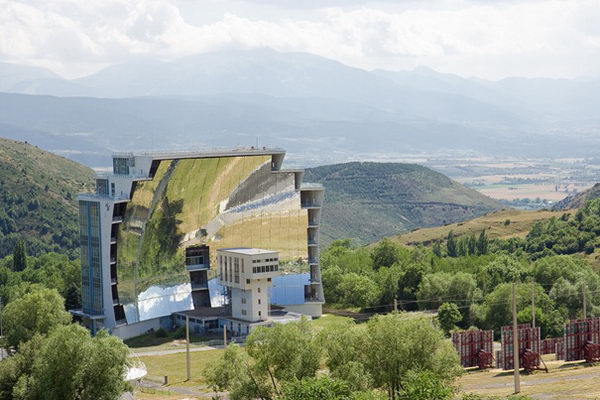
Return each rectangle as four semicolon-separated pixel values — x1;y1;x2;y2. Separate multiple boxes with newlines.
1;49;600;167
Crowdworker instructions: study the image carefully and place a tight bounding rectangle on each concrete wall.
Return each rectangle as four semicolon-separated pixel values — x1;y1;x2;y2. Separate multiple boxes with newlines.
282;303;323;318
111;317;161;340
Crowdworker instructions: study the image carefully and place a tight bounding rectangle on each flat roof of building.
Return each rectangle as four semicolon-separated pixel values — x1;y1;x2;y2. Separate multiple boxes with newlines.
112;146;285;161
218;247;278;255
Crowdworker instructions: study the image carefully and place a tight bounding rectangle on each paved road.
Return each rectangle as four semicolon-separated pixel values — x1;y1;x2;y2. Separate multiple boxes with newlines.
138;380;225;399
132;344;225;357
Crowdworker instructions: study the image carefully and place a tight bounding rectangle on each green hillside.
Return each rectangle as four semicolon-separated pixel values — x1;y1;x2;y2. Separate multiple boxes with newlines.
0;138;94;258
304;162;502;245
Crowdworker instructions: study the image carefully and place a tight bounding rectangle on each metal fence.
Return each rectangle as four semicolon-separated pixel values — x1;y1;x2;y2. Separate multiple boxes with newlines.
451;330;494;368
498;324;541;370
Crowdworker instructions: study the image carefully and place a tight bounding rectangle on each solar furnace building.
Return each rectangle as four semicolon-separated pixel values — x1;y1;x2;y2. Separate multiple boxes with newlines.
71;147;324;338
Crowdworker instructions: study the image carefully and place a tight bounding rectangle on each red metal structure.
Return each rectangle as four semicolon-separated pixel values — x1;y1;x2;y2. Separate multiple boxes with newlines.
498;324;543;371
452;330;494;368
541;337;564;355
564;318;600;362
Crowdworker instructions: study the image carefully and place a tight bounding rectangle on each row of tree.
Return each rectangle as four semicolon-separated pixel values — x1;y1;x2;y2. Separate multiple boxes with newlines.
322;231;600;338
0;288;129;400
206;314;532;400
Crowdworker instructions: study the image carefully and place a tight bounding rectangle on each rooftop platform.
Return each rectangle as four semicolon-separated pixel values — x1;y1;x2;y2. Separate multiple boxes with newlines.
112;146;285;161
218;247;277;255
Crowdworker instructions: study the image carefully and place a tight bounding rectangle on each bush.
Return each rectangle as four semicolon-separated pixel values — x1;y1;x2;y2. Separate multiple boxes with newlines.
155;328;168;338
173;326;186;339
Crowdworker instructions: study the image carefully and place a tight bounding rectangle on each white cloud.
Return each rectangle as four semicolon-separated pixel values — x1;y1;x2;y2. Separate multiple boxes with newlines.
0;0;598;79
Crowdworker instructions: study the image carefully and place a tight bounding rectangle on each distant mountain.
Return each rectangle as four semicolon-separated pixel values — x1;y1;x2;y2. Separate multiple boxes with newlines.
304;162;503;245
0;62;61;92
553;183;600;210
0;138;95;258
2;49;600;164
0;92;537;168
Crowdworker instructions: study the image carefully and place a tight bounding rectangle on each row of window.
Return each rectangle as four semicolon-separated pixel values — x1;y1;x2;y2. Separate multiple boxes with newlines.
252;265;278;273
252;257;278;263
241;298;261;305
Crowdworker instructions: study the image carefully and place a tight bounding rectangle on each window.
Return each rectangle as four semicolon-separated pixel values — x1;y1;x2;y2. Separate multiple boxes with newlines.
268;278;271;282
241;309;247;316
258;311;262;317
113;157;130;175
234;258;240;284
241;259;244;273
246;279;250;284
110;183;115;197
258;287;261;293
96;179;109;196
258;299;261;305
242;298;246;304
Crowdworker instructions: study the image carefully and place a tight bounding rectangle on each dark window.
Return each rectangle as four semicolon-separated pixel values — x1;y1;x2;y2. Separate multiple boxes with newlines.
113;158;130;175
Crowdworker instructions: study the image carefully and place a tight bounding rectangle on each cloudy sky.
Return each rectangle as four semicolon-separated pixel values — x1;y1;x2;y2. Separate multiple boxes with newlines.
1;0;599;80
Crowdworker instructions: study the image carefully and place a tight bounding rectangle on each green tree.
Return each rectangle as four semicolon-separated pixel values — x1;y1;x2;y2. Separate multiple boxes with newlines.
446;231;457;258
438;303;462;334
397;370;454;400
476;230;488;255
477;256;527;294
28;325;130;400
12;240;26;272
364;314;461;399
471;283;554;335
205;344;271;400
2;288;71;348
321;320;372;392
0;334;43;400
371;239;401;269
246;320;321;394
282;377;351;400
338;273;379;307
432;241;442;257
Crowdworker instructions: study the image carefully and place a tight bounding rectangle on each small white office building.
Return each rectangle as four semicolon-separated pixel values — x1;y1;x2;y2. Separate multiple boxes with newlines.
218;248;280;324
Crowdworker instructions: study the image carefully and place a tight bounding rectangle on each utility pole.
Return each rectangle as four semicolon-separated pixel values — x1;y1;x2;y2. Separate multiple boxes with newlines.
223;325;227;347
531;290;536;329
512;283;521;394
583;286;587;319
0;297;3;361
185;315;191;381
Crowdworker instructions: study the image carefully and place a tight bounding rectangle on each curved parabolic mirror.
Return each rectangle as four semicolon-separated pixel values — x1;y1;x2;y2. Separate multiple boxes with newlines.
117;155;308;323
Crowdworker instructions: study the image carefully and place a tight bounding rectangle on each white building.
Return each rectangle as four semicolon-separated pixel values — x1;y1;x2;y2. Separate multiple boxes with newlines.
218;248;281;322
70;147;325;339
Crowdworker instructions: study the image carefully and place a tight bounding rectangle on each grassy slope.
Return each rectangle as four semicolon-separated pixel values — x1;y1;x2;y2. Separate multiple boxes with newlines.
304;162;502;246
390;208;565;246
0;138;94;257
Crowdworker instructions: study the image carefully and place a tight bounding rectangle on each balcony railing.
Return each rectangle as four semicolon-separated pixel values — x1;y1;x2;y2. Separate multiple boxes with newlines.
301;202;321;208
191;282;209;290
186;263;208;271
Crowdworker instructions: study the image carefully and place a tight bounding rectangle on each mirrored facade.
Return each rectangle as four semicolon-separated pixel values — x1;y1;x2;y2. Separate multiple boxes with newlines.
116;156;308;323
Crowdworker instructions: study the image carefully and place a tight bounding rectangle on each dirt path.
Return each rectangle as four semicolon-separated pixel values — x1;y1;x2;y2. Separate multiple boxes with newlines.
460;361;600;399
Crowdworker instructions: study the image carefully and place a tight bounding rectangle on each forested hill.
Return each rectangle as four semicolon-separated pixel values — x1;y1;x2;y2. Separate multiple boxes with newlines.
304;162;502;245
554;183;600;210
0;138;94;258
